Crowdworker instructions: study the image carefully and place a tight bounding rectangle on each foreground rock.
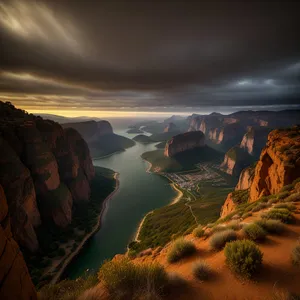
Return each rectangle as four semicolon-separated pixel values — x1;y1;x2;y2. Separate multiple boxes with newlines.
250;126;300;201
164;131;205;157
0;185;37;300
0;101;95;253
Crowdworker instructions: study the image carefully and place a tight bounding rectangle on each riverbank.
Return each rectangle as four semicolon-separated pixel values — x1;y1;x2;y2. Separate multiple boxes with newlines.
133;211;153;242
50;172;120;284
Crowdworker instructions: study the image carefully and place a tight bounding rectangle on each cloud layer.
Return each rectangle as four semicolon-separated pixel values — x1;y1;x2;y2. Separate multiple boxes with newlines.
0;0;300;111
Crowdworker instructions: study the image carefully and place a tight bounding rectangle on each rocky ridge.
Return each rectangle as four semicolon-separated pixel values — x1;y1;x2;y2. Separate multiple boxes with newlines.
164;131;205;157
0;101;95;253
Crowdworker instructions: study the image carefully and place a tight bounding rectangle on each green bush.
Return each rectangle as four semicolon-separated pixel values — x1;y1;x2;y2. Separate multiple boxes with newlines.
280;184;294;193
209;230;237;251
39;274;98;300
243;223;267;241
192;260;211;281
98;258;168;299
227;220;242;231
242;212;252;219
268;198;279;204
262;208;294;223
211;225;229;233
285;192;300;203
193;225;205;238
224;240;263;278
252;202;270;212
274;203;296;211
277;191;290;200
167;238;196;263
255;219;285;235
291;242;300;266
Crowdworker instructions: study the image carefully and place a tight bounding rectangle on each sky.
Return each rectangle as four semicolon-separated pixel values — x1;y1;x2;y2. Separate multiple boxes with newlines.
0;0;300;117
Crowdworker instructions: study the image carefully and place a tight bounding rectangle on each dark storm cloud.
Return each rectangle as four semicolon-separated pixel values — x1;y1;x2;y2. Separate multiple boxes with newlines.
0;0;300;109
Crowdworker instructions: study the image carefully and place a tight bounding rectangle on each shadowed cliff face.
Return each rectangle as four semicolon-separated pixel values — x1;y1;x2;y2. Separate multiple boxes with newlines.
164;131;205;157
249;126;300;201
0;101;95;253
0;185;37;300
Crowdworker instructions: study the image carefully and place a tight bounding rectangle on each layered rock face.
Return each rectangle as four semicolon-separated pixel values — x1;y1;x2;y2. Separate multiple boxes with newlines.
220;145;252;176
249;126;300;201
0;101;95;253
240;127;271;156
62;120;113;142
164;131;205;157
235;166;255;190
164;122;178;133
188;110;300;151
0;185;37;300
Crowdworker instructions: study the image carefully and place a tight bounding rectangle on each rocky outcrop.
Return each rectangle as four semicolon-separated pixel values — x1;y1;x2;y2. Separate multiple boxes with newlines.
0;185;37;300
249;126;300;202
62;120;113;142
0;101;95;253
240;127;271;156
164;131;205;157
220;192;236;218
63;120;135;158
164;122;178;133
235;166;255;190
220;145;252;176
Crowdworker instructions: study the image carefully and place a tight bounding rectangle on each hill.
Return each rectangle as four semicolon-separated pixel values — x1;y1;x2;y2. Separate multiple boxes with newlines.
132;134;154;144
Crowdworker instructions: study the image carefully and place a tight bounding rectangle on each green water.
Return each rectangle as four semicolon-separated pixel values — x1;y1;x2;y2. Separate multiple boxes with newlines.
64;130;177;279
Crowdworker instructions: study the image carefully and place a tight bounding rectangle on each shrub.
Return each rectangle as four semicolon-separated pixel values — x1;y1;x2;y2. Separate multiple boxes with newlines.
291;242;300;266
277;191;290;200
255;219;285;235
243;223;267;241
268;198;279;205
167;272;186;288
98;258;168;299
211;225;229;233
39;275;98;300
252;202;270;212
232;214;241;220
209;230;237;251
285;192;300;203
224;240;263;278
167;238;196;263
192;260;212;281
193;225;205;238
242;212;252;219
292;178;300;185
274;203;296;211
227;220;242;231
263;208;294;223
280;184;294;193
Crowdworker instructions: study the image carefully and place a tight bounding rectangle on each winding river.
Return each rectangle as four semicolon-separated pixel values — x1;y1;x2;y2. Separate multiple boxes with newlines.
64;130;177;279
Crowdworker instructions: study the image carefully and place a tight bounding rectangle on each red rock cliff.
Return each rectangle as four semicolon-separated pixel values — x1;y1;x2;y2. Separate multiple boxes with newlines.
0;185;37;300
249;126;300;201
164;131;205;157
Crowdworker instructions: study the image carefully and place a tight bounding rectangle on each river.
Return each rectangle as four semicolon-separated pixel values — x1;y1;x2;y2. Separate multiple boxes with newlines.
64;130;177;279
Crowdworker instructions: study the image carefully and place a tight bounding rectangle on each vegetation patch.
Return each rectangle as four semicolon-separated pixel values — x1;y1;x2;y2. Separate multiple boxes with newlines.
193;225;205;238
98;258;168;300
209;230;237;251
274;203;296;211
243;223;267;241
231;189;249;205
224;240;263;278
167;238;196;263
255;219;285;235
262;208;294;224
39;274;98;300
285;192;300;202
192;260;212;281
252;202;270;212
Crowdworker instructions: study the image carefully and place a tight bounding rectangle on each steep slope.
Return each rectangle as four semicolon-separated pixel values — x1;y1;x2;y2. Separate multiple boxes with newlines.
0;101;95;253
164;131;205;157
62;120;135;158
0;185;37;300
249;126;300;201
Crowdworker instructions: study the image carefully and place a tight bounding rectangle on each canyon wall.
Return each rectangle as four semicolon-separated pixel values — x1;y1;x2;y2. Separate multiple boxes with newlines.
0;101;95;253
164;131;205;157
249;126;300;201
0;185;37;300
